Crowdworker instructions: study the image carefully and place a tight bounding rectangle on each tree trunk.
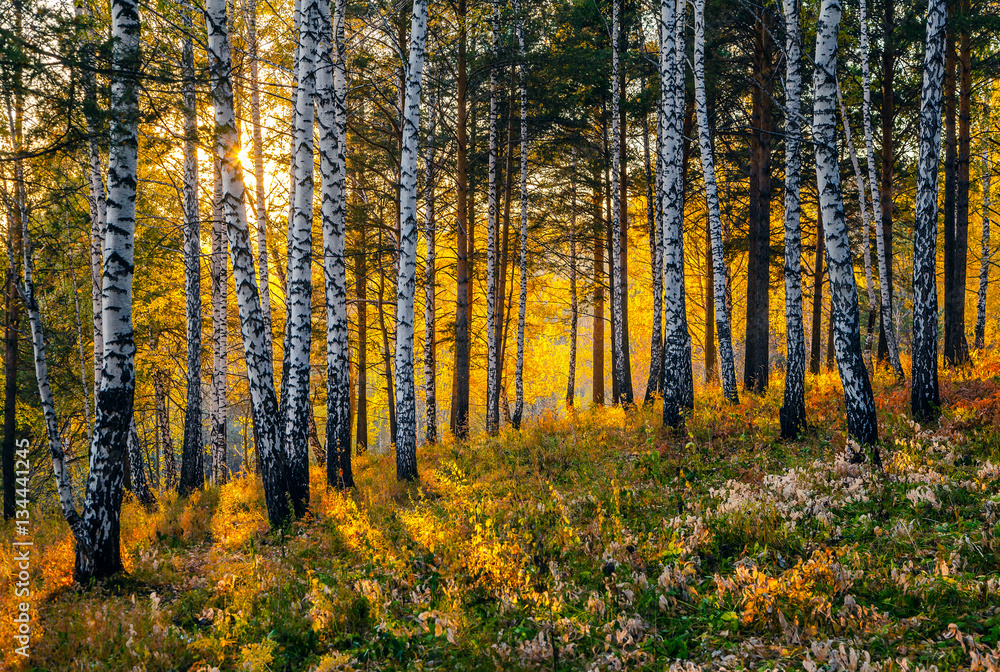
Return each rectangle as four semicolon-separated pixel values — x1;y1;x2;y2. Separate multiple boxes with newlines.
858;0;904;379
810;208;825;375
207;0;290;525
610;0;631;406
453;0;470;439
643;107;663;402
952;0;972;364
660;0;694;427
593;187;605;406
976;145;992;350
835;80;878;367
154;370;175;489
877;0;895;363
486;0;501;435
247;0;273;362
377;231;396;447
126;419;155;505
75;0;142;579
778;0;806;436
2;170;21;520
512;0;529;430
179;8;204;496
210;156;229;486
356;230;368;453
911;0;946;420
744;5;773;394
423;81;438;443
813;0;878;447
943;4;959;367
317;0;352;488
694;0;738;404
568;150;578;408
394;0;428;480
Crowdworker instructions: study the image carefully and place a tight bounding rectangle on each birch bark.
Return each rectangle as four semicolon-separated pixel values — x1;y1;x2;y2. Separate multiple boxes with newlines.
813;0;878;447
976;147;991;350
859;0;904;378
394;0;428;480
610;0;630;406
693;0;738;404
512;0;529;430
179;5;203;495
206;0;290;524
317;0;352;487
911;0;946;421
486;0;500;435
423;78;438;443
660;0;694;427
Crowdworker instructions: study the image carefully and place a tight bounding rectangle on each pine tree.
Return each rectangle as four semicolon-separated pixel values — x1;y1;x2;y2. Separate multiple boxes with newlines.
976;145;992;350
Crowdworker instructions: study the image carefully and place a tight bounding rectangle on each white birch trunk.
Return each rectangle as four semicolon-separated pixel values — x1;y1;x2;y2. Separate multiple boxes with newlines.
512;0;529;430
284;0;320;513
835;80;877;366
976;148;991;350
246;0;273;361
179;6;203;495
394;0;428;480
486;0;500;435
859;0;904;378
693;0;738;405
568;147;578;408
423;76;438;443
911;0;946;420
813;0;878;447
78;0;142;579
610;0;630;406
660;0;694;427
206;0;290;524
317;0;353;487
778;0;806;436
210;156;229;486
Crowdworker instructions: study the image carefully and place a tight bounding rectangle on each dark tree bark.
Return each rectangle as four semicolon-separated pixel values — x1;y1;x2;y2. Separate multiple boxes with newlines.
744;6;774;394
943;2;963;367
593;183;605;406
356;229;368;453
810;209;825;375
877;0;895;364
2;182;20;520
453;0;470;438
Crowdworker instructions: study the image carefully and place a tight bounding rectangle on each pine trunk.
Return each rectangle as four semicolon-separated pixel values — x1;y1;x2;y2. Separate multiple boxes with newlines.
567;151;578;408
453;0;470;439
943;8;959;367
744;7;773;394
952;0;972;364
154;370;175;489
643;108;663;403
877;0;895;362
423;83;438;443
813;0;878;447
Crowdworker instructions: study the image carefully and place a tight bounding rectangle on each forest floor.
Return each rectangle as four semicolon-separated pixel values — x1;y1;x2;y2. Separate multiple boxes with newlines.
5;362;1000;671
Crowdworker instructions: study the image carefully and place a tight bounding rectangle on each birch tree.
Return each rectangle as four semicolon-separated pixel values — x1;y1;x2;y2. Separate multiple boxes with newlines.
911;0;946;421
246;0;273;360
206;0;290;524
643;107;662;404
693;0;738;404
660;0;694;427
317;0;353;488
777;0;805;436
486;0;500;435
423;77;438;443
394;0;428;481
976;147;991;350
284;0;321;514
179;5;203;496
859;0;903;379
210;157;229;485
512;0;529;430
813;0;878;447
610;0;630;406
